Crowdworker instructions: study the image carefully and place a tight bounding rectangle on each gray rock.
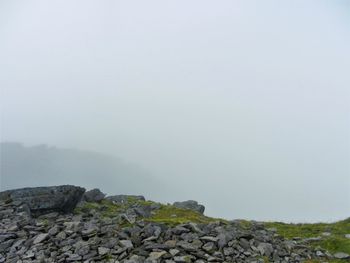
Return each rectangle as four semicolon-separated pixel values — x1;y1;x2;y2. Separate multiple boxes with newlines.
345;234;350;239
48;225;59;236
120;239;134;249
173;200;205;214
174;255;195;262
200;236;219;242
169;249;180;256
257;242;274;257
67;254;82;261
0;185;85;216
202;242;216;253
83;188;105;202
148;251;167;260
33;233;49;244
334;252;350;259
98;247;110;255
106;195;145;204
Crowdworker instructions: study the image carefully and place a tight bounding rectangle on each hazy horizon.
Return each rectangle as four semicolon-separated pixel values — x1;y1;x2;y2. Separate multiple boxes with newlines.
1;0;349;223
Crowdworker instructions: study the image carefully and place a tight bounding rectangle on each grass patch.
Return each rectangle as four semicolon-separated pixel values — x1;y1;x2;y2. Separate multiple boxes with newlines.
146;204;225;225
74;199;123;217
264;218;350;255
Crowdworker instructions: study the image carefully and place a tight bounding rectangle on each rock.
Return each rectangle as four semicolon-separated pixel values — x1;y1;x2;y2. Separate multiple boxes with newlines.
0;185;85;216
83;188;105;202
148;251;167;260
120;239;134;249
257;242;274;257
0;184;339;263
67;254;82;261
106;195;145;204
98;247;110;255
169;249;180;256
33;233;49;244
173;200;205;214
202;242;216;253
48;225;59;236
334;252;350;259
200;236;219;242
345;234;350;239
174;255;195;262
125;255;144;263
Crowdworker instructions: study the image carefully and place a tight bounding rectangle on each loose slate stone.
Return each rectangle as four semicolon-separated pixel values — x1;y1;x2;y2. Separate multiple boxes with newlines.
33;233;49;244
0;184;341;263
334;252;350;259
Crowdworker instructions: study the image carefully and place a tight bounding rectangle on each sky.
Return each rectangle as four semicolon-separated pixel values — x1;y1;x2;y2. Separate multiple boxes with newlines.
0;0;349;222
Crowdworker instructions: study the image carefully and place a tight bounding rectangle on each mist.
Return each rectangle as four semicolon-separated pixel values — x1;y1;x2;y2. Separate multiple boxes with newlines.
1;0;349;222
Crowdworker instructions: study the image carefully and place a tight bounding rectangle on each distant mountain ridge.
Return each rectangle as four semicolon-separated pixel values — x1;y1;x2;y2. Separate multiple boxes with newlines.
0;142;156;195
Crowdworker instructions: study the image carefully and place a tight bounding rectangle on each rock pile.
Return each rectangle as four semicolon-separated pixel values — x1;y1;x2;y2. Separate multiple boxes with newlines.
0;185;85;217
0;185;344;262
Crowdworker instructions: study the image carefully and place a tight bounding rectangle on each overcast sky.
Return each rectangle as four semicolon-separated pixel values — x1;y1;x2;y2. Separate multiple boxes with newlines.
1;0;349;222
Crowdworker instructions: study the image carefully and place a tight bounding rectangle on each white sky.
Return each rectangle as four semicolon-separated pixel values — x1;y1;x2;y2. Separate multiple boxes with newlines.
1;0;349;222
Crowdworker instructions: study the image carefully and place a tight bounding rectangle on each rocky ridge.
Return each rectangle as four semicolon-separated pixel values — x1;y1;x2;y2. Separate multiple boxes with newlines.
0;185;349;263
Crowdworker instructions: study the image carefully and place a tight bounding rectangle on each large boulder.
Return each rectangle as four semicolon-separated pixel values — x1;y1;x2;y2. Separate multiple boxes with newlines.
173;200;205;214
82;188;105;202
0;185;85;216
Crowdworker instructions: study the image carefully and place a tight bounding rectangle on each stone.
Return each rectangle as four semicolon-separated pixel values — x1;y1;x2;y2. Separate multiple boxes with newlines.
33;233;49;244
83;188;105;202
0;184;339;263
106;195;145;204
334;252;350;259
48;225;59;236
200;236;219;242
120;239;134;249
174;255;195;262
173;200;205;214
345;234;350;239
257;242;274;257
0;185;85;216
67;254;82;261
169;249;180;256
148;251;167;260
98;247;110;255
202;242;216;253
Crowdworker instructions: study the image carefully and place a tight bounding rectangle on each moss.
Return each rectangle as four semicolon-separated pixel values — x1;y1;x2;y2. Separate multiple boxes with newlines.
74;199;123;217
146;204;226;225
237;219;253;229
74;199;349;261
264;218;350;256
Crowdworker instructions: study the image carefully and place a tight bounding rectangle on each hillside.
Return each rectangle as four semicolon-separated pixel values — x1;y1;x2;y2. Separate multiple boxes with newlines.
0;142;157;195
0;185;349;262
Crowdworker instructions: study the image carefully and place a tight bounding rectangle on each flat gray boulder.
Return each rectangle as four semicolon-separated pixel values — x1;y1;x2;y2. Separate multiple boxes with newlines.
173;200;205;214
82;188;105;202
0;185;85;216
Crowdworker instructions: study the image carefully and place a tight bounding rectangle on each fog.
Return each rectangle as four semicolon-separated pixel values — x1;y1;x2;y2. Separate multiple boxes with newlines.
1;0;349;222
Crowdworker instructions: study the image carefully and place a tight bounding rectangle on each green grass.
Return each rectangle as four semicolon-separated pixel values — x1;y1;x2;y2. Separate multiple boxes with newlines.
75;198;226;226
265;218;350;256
146;204;226;225
75;199;349;261
74;199;123;217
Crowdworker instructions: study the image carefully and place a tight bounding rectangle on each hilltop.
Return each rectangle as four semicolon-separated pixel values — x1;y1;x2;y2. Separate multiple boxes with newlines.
0;185;349;263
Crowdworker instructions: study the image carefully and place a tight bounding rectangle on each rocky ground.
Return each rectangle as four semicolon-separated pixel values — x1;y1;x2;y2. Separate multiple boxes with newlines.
0;185;349;263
